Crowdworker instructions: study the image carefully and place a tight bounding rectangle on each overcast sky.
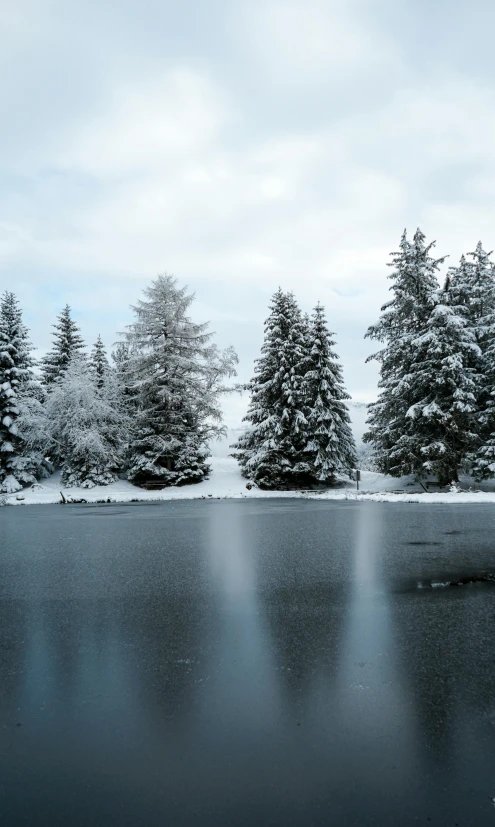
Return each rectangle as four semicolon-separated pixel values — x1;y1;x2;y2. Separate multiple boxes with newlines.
2;0;495;420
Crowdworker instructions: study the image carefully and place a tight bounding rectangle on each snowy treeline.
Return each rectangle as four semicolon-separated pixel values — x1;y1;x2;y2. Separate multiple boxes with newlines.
0;275;237;493
365;229;495;484
232;289;356;488
3;229;495;495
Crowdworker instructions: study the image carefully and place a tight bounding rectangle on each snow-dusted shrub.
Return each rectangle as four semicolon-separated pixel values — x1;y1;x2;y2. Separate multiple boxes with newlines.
25;358;128;488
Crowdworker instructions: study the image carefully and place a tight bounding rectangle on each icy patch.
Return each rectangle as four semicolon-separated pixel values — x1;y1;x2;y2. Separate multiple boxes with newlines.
418;574;495;589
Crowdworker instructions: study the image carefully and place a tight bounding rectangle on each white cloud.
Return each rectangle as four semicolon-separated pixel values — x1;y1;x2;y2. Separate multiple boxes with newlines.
57;68;226;178
236;0;397;82
259;177;288;199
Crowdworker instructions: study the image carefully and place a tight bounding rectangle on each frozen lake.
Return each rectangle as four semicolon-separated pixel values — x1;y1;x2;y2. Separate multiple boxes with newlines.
2;500;495;825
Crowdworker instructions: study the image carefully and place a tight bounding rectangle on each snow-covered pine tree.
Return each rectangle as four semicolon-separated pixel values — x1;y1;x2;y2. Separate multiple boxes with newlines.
298;303;356;483
471;254;495;478
447;254;472;312
448;243;495;421
449;242;495;336
90;335;110;390
124;274;237;486
231;288;309;488
41;304;86;385
399;281;480;485
364;229;445;476
36;357;127;487
112;342;140;406
112;342;131;386
0;291;50;493
472;343;495;479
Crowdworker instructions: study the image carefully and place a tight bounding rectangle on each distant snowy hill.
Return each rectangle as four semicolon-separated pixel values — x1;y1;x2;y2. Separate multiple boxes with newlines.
210;400;370;458
347;401;368;446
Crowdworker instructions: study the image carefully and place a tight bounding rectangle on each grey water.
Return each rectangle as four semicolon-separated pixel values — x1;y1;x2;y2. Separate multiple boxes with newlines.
1;500;495;826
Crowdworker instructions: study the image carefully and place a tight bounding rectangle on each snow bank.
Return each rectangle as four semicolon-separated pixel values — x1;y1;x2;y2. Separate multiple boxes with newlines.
5;458;495;506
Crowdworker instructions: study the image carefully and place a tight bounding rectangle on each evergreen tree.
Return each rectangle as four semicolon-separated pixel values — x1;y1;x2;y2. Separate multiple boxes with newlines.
41;304;86;385
231;289;309;488
448;242;495;421
112;342;138;409
364;229;445;476
398;285;480;485
298;303;356;482
449;242;495;337
124;274;237;486
90;335;110;390
472;267;495;479
112;342;132;386
446;254;472;311
0;292;50;492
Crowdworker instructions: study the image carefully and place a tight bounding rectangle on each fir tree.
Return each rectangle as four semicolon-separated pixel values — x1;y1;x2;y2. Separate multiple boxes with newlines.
449;242;495;337
41;304;86;385
111;341;139;436
231;289;308;488
399;284;480;485
298;303;356;482
364;229;445;476
0;292;50;492
472;361;495;480
112;342;132;387
124;274;237;486
90;335;110;390
471;259;495;478
448;242;495;422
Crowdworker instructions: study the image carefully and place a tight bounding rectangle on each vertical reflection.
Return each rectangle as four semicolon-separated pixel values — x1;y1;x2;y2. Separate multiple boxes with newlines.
335;504;417;791
257;506;352;714
204;504;279;728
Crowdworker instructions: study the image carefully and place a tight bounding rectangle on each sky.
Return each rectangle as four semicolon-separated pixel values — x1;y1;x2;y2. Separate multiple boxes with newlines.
2;0;495;421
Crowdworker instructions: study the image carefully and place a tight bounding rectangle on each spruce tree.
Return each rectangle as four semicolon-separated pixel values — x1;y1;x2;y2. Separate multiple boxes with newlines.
448;242;495;421
231;289;308;488
449;242;495;337
398;284;480;485
472;368;495;479
364;229;445;476
472;279;495;479
112;342;132;388
298;303;356;482
0;292;49;492
90;335;110;390
124;274;237;486
41;304;86;385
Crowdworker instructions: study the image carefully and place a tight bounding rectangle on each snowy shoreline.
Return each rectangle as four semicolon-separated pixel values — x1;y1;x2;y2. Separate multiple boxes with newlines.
5;457;495;507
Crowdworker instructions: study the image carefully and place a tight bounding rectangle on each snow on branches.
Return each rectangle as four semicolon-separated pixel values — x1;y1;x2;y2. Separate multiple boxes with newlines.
231;290;355;488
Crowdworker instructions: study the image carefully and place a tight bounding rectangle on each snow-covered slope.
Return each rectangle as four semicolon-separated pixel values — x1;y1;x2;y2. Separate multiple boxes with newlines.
6;456;495;506
6;400;495;506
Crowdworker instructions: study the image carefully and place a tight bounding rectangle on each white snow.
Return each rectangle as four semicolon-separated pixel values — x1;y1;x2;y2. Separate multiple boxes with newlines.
6;456;495;506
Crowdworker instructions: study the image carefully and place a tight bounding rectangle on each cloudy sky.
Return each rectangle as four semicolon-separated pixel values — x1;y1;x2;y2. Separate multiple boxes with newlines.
2;0;495;419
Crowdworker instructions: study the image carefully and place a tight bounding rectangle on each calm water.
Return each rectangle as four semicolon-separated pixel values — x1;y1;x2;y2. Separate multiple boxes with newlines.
1;500;495;826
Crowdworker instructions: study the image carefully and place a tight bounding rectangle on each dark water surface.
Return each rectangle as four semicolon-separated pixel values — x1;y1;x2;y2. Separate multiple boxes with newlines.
1;500;495;826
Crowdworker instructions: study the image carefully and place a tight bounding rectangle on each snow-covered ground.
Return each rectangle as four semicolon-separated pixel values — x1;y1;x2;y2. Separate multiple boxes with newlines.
6;456;495;506
6;402;495;506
